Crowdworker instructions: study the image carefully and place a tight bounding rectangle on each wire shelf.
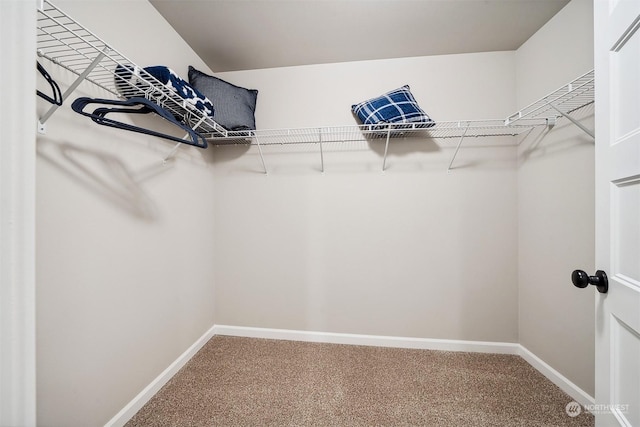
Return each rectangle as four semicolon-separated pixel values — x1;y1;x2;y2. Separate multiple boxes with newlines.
36;0;227;137
205;120;540;146
35;0;594;171
505;70;595;125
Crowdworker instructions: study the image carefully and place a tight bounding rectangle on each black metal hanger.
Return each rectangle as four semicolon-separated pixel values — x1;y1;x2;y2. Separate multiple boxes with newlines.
71;97;208;148
36;61;63;106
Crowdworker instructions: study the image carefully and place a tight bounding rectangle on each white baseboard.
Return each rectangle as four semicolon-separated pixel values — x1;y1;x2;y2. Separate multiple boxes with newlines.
213;324;521;354
104;324;217;427
518;345;595;408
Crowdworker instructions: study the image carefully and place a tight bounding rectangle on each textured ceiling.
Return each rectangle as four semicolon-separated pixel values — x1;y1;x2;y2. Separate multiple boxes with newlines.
150;0;570;73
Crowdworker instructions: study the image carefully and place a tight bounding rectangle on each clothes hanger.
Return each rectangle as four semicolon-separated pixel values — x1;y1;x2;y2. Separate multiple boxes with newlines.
36;61;63;106
71;97;208;148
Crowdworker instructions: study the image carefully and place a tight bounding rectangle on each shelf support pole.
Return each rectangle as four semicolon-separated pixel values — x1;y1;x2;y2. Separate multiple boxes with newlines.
318;128;324;173
163;142;182;164
448;124;470;172
161;116;207;164
382;126;392;171
38;48;108;129
546;102;594;138
254;134;268;174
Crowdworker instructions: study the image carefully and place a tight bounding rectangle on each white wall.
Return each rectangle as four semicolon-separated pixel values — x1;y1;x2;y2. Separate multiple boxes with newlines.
1;2;36;426
212;52;520;342
515;0;595;396
35;1;217;426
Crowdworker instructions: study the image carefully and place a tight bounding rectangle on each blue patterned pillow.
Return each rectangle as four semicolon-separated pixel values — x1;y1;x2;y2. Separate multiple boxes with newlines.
144;66;215;117
352;85;434;127
114;64;215;118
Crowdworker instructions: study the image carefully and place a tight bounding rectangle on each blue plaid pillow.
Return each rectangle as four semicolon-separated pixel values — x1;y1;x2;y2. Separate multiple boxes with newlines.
351;85;434;127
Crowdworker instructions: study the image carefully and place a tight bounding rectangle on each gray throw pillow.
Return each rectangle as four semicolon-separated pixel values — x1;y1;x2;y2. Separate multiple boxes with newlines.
188;66;258;131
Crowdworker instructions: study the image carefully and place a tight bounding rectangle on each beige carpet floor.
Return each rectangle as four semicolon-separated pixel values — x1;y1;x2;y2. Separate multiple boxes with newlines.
125;335;594;426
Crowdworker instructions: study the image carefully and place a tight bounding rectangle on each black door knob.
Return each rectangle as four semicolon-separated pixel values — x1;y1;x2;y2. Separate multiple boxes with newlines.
571;270;608;293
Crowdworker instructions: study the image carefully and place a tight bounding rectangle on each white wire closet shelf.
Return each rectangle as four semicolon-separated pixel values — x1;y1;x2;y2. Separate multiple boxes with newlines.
36;0;227;144
204;120;536;144
505;69;594;138
193;70;594;147
36;0;594;171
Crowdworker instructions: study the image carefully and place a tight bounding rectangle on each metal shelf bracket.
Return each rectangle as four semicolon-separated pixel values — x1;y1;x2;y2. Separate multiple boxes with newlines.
447;123;470;172
254;134;268;174
318;128;325;173
38;48;108;128
382;127;392;171
162;116;208;164
546;102;594;138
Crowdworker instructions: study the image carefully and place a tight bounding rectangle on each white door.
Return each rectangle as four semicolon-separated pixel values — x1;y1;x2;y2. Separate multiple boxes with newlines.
594;0;640;425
